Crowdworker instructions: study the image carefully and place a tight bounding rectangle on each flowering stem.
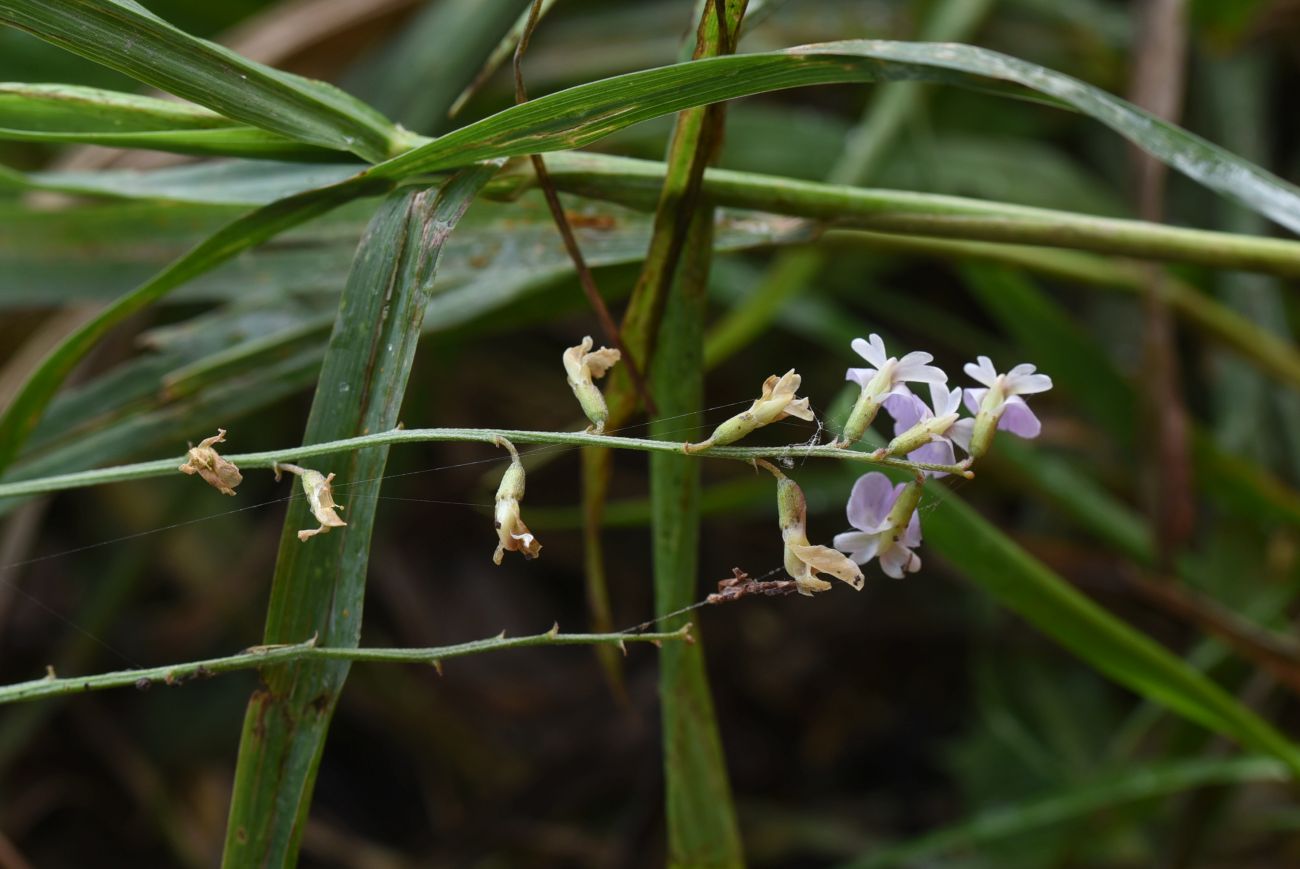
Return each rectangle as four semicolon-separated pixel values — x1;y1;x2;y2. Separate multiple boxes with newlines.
0;427;971;499
0;625;691;706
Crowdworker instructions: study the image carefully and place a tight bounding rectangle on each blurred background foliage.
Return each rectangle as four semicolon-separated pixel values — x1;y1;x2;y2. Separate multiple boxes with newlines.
3;0;1300;866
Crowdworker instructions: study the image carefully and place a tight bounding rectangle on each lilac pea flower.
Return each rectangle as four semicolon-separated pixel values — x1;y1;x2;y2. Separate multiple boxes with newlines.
952;357;1053;458
832;472;923;579
836;334;948;448
879;382;964;474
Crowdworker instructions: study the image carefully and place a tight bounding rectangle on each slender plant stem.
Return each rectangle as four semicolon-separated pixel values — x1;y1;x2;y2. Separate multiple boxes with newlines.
486;151;1300;278
0;626;690;706
0;427;969;499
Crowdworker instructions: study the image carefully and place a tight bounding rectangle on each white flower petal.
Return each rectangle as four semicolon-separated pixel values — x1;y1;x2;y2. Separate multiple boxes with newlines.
832;530;881;564
950;418;975;453
846;366;877;388
895;361;948;385
852;335;889;368
964;356;998;386
1007;371;1053;395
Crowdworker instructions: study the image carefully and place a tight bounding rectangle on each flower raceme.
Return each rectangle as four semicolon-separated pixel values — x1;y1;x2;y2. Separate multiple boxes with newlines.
685;369;814;453
833;472;924;579
835;335;947;448
952;357;1053;460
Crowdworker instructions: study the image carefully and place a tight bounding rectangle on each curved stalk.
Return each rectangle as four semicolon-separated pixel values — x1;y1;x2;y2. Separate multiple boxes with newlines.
0;427;970;500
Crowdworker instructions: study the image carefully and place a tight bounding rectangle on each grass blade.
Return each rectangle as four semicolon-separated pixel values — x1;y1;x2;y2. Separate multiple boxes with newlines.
644;4;747;865
844;756;1286;868
0;82;337;159
374;39;1300;232
0;176;385;474
222;165;498;865
0;0;407;160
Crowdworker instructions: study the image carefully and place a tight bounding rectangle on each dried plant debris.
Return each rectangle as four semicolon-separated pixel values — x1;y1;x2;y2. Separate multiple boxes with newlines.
275;463;347;542
563;336;621;433
492;436;541;564
178;429;243;496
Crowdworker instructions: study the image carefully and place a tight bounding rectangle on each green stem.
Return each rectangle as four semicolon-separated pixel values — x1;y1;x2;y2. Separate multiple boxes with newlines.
0;428;969;500
0;626;690;706
491;152;1300;278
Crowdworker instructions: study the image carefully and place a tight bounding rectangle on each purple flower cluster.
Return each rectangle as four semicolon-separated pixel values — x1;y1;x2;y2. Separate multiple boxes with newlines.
835;336;1052;579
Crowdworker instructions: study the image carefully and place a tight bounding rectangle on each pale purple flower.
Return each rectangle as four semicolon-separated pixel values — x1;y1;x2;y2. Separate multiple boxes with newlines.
832;472;922;579
845;334;947;394
951;357;1052;453
881;382;964;473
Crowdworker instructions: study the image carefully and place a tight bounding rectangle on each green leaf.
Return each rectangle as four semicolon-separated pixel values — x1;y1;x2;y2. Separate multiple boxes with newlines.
843;756;1286;868
372;39;1300;233
923;486;1300;774
644;5;747;866
0;0;407;160
0;82;337;159
0;175;386;473
222;165;498;865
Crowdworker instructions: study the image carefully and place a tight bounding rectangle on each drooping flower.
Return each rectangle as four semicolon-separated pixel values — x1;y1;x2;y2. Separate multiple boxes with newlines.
835;335;947;448
684;369;814;453
833;472;924;579
492;436;541;564
878;383;964;473
952;357;1053;460
563;336;621;433
275;463;347;542
178;429;242;496
758;460;863;596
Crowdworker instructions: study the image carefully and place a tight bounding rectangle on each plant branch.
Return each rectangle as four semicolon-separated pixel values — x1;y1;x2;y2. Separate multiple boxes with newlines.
0;625;691;706
486;151;1300;278
0;427;970;500
512;0;656;415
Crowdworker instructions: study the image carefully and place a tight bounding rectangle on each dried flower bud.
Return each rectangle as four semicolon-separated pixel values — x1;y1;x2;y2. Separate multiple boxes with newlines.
685;369;814;453
276;463;347;542
178;429;242;496
759;460;863;596
563;336;621;433
493;437;541;564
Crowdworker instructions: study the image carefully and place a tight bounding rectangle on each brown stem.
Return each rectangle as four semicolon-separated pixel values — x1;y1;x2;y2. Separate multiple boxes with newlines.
512;0;656;415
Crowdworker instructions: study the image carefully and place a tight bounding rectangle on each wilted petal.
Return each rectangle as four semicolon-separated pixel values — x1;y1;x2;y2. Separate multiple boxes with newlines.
963;356;998;387
784;396;816;421
852;334;889;368
846;471;896;531
998;396;1042;438
790;543;864;590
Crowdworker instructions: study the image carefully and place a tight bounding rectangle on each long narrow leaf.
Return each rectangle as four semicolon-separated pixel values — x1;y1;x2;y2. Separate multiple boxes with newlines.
0;176;387;473
373;40;1300;233
222;164;499;865
844;756;1286;868
0;0;406;160
0;82;335;159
